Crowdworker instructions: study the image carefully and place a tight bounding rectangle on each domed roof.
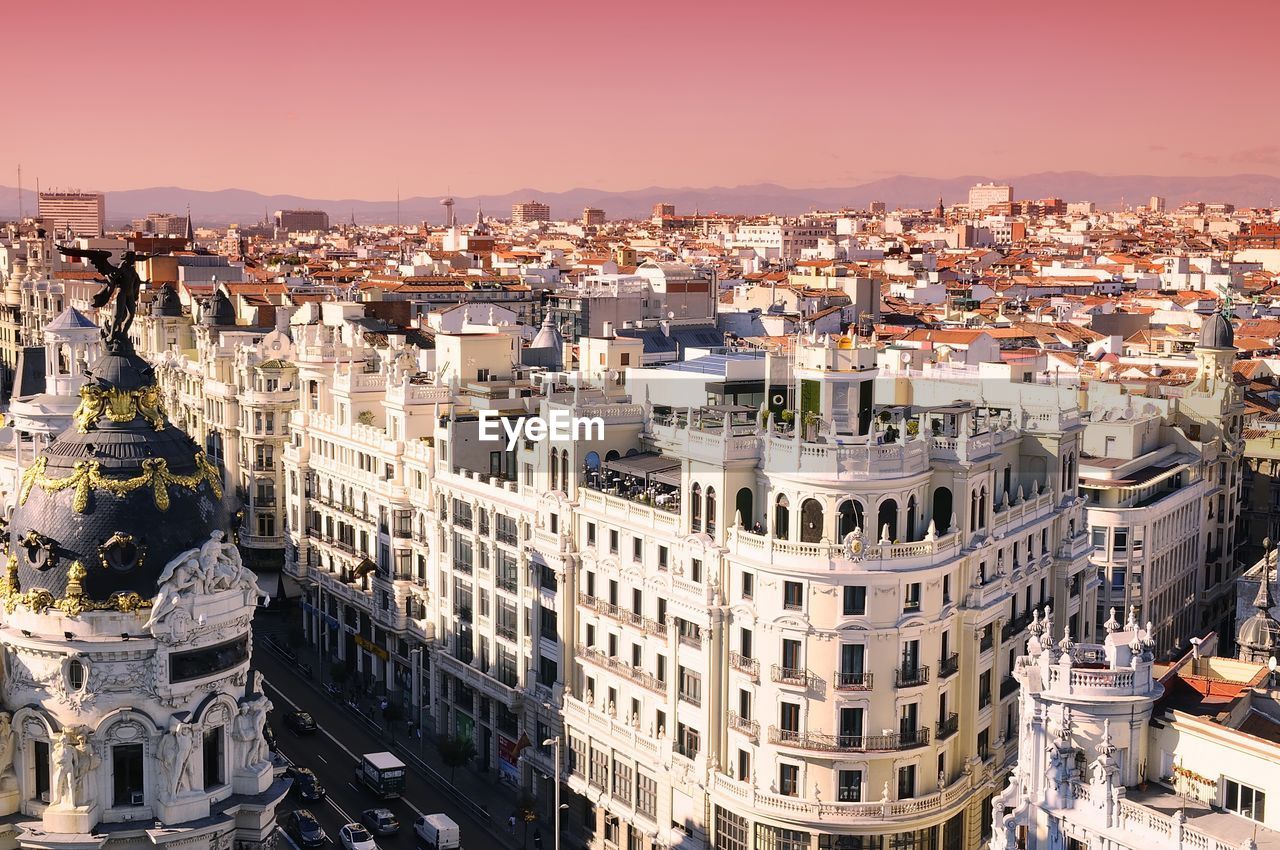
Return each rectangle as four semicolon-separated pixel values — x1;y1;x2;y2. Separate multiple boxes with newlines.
152;284;182;317
1239;549;1280;662
530;313;563;352
202;290;236;326
1198;310;1235;349
523;313;563;370
6;343;227;613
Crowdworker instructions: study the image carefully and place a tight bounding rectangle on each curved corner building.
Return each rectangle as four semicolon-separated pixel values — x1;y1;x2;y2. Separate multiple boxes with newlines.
563;335;1096;850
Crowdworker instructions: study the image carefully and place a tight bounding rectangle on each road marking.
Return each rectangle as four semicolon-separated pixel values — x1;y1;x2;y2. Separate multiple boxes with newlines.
262;670;426;821
327;796;354;823
317;754;328;764
347;783;361;794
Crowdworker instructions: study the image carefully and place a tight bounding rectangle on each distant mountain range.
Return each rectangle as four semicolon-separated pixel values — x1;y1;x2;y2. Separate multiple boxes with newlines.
2;171;1279;226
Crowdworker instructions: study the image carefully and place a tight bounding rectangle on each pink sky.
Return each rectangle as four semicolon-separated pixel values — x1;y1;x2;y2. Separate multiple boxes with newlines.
5;0;1279;198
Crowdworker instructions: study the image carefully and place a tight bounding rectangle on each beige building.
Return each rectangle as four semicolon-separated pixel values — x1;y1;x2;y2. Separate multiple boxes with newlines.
37;190;105;236
512;201;551;224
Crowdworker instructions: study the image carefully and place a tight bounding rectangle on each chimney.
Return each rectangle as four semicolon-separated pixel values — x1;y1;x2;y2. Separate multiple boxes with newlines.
603;321;614;338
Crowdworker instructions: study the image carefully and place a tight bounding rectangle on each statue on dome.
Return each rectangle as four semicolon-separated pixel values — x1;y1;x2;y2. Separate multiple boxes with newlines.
0;712;15;791
55;246;151;348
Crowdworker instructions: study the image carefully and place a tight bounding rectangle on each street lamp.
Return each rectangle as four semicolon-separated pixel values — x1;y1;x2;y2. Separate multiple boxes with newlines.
542;737;565;850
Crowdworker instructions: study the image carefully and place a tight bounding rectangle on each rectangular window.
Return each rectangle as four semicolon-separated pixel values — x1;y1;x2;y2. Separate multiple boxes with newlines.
780;702;800;733
203;726;224;788
33;740;50;802
1225;779;1266;821
838;769;863;802
612;759;633;804
781;638;802;671
113;743;145;807
742;571;754;599
587;522;596;547
658;545;668;569
636;771;657;818
633;538;643;561
783;581;803;610
904;582;921;611
843;585;866;615
779;763;799;796
691;558;702;583
679;666;701;706
897;764;916;799
609;530;619;554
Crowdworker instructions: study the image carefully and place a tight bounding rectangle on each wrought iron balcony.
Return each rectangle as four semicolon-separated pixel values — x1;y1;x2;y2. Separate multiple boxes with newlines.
834;671;873;690
730;651;760;681
894;665;930;688
939;653;960;678
936;712;959;740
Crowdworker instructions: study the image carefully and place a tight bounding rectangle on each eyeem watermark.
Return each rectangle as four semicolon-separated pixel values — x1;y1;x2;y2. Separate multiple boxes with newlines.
478;410;605;450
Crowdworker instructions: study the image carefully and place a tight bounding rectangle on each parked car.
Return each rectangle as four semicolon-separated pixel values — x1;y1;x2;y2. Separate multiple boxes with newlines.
263;718;278;751
284;710;318;734
361;808;400;836
287;766;326;801
285;810;327;848
339;823;377;850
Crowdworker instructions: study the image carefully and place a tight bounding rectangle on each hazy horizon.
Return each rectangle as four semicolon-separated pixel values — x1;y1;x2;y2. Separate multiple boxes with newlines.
4;0;1279;199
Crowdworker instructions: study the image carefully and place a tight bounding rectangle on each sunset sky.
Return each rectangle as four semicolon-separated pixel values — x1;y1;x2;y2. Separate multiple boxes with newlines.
5;0;1279;199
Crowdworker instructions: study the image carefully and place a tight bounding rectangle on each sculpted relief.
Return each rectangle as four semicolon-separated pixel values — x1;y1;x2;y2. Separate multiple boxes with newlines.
146;531;259;641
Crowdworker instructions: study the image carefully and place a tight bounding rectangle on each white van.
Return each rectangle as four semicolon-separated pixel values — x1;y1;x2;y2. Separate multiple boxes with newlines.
414;814;460;850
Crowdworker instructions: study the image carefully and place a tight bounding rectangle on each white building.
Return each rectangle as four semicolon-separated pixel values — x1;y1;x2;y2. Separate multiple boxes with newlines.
968;184;1013;210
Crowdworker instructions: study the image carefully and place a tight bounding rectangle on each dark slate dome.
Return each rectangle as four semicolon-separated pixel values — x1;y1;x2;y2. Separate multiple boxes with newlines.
8;343;227;610
152;284;182;317
202;290;236;326
1198;311;1234;349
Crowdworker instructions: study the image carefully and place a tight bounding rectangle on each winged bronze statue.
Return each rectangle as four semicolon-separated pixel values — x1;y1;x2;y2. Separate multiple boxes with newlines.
56;245;151;348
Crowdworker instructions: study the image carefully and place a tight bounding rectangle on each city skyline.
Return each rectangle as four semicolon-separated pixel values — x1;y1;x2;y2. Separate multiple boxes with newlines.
4;0;1279;198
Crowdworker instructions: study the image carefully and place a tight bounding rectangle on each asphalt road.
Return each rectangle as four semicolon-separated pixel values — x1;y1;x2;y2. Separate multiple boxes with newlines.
251;626;513;850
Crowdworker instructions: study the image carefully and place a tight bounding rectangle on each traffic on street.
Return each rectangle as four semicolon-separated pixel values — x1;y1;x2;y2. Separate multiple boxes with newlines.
252;623;519;850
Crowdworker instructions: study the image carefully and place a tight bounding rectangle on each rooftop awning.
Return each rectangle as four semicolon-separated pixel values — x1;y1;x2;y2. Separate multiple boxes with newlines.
603;452;681;480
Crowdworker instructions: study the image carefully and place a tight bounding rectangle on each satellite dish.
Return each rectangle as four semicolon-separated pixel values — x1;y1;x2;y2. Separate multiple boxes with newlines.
667;311;675;319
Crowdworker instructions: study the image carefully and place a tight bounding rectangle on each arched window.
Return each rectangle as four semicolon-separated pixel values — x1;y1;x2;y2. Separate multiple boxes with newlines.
735;488;754;530
800;498;824;543
774;494;791;540
837;500;864;537
691;483;703;533
585;451;600;471
550;449;560;490
906;496;917;541
878;499;899;542
970;490;979;531
605;450;620;462
979;487;988;527
561;451;569;493
932;488;953;533
705;487;717;535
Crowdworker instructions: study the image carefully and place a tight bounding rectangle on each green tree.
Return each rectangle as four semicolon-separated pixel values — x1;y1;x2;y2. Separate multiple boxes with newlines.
438;734;476;783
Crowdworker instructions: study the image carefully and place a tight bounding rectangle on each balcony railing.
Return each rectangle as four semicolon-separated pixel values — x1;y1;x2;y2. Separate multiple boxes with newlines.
1000;675;1020;699
768;726;930;753
578;593;666;636
936;713;959;740
894;665;930;688
496;575;518;593
728;712;758;740
729;651;760;681
771;665;809;686
576;647;665;696
1002;611;1034;642
939;653;960;678
834;671;873;691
